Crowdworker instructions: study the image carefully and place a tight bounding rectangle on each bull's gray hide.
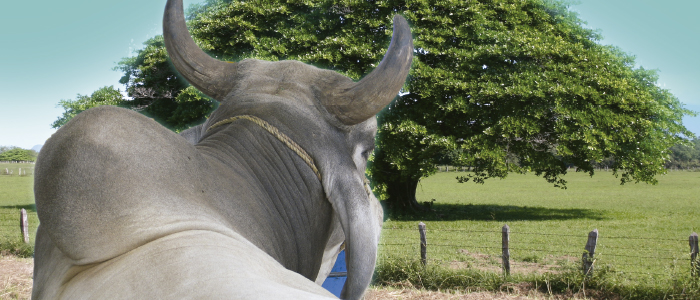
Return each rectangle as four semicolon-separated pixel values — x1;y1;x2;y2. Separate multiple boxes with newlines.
31;0;412;299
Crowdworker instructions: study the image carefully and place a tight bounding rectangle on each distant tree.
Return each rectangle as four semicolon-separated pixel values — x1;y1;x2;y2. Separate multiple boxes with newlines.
52;86;125;129
0;148;38;162
666;138;700;169
0;146;17;154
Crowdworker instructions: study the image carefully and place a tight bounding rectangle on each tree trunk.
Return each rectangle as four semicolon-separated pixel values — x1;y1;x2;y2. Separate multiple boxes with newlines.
384;177;427;212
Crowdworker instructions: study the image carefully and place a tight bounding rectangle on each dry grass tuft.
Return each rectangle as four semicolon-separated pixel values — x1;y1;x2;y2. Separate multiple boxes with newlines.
0;255;32;300
451;250;576;276
365;286;598;300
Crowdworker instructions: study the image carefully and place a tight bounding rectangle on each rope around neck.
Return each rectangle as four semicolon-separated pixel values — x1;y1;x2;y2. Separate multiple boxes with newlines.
207;115;322;181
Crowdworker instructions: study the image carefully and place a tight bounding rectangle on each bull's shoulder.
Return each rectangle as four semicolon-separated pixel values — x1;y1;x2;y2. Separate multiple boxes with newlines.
35;230;336;300
35;106;221;264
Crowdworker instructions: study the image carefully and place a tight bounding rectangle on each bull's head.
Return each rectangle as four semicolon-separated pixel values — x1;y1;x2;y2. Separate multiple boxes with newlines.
164;1;412;299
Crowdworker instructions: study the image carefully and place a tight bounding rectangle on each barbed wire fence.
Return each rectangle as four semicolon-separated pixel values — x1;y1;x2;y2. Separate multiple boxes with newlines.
0;209;36;244
2;209;699;279
378;223;700;278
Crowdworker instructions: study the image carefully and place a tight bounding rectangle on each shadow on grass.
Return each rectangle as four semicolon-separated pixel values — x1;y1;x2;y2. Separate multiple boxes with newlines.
0;204;36;212
385;203;606;222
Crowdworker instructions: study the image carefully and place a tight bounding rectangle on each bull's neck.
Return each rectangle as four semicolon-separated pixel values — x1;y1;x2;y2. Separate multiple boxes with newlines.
196;120;332;280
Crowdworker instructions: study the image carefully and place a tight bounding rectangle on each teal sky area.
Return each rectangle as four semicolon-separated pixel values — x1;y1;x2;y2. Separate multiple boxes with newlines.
0;0;698;149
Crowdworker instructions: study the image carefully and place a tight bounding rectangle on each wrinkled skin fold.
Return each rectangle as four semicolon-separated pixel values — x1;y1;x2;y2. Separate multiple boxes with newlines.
31;0;412;299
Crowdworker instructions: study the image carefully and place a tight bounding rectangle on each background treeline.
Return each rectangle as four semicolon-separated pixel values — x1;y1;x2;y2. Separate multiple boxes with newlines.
0;146;38;162
589;138;700;170
665;138;700;169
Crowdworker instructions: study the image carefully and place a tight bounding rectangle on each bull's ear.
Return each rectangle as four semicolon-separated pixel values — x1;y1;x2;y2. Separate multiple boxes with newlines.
324;15;413;125
163;0;238;101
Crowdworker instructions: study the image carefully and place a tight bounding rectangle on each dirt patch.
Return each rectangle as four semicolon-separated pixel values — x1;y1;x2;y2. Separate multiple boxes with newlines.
1;255;32;300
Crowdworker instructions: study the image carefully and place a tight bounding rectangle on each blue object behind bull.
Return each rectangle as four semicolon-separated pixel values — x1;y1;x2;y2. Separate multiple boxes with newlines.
321;250;347;297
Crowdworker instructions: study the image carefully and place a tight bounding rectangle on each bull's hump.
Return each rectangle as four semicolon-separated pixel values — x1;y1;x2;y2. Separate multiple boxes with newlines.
35;106;229;264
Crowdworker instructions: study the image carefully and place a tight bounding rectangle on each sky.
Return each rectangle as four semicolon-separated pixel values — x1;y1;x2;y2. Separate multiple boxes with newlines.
0;0;698;150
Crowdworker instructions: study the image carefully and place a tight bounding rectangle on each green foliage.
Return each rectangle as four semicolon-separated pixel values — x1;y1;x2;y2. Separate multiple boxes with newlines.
185;0;392;78
667;138;700;169
169;86;217;129
0;146;17;154
366;0;694;209
53;0;695;210
52;86;125;129
0;148;38;162
113;36;217;132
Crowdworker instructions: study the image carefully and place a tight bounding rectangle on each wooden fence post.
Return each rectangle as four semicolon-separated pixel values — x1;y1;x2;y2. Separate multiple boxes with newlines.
419;222;427;266
20;208;29;243
502;224;510;276
582;229;598;276
690;232;699;277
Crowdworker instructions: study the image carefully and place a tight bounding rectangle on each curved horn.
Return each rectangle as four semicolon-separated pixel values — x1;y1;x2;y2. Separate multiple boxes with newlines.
163;0;237;100
325;15;413;125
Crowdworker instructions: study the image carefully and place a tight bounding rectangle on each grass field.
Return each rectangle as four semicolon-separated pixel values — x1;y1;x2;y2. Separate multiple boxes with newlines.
1;163;699;297
377;170;700;296
0;163;38;256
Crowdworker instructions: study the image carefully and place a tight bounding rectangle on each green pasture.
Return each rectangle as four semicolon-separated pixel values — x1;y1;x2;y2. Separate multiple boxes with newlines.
0;162;38;256
378;170;700;293
2;161;700;296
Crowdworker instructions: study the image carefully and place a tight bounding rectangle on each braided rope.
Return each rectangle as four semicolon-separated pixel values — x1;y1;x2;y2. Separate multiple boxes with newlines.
207;115;322;181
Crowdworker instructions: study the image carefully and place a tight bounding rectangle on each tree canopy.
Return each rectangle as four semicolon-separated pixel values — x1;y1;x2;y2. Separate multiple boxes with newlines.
0;148;38;162
53;0;694;212
0;146;16;154
185;0;694;210
365;0;694;210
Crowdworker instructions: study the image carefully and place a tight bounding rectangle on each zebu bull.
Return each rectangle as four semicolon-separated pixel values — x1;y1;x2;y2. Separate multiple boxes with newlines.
31;0;412;299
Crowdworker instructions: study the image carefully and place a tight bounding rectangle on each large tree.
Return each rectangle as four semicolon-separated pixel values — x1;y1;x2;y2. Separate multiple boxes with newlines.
185;0;692;210
56;0;693;212
368;0;693;210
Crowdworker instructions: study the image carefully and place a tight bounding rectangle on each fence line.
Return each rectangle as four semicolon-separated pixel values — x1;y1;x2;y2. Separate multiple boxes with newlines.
378;222;697;279
0;209;37;243
2;210;697;278
385;227;691;242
